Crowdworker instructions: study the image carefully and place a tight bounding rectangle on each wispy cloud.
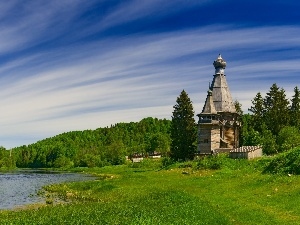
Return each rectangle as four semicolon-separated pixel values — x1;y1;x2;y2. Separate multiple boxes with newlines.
0;1;299;148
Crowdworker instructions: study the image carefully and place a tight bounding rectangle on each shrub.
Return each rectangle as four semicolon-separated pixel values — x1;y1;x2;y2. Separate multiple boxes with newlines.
161;157;174;168
53;156;74;169
0;156;16;169
78;154;111;168
277;126;300;152
196;154;227;170
263;146;300;174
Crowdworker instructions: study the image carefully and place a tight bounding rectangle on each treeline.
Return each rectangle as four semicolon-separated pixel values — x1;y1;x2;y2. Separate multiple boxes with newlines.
242;83;300;154
9;117;171;168
2;83;300;169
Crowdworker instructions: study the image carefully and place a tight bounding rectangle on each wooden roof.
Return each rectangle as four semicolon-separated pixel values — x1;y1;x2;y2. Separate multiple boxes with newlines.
210;73;236;113
201;90;217;114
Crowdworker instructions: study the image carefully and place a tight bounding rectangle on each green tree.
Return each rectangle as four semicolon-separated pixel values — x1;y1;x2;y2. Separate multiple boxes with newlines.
290;86;300;128
147;133;170;155
106;141;126;165
240;114;261;146
234;100;243;116
170;90;196;161
53;156;74;168
277;126;300;152
248;92;265;133
234;100;243;145
263;83;290;135
260;124;277;155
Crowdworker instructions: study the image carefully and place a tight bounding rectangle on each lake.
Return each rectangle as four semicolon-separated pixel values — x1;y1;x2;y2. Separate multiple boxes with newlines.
0;170;94;210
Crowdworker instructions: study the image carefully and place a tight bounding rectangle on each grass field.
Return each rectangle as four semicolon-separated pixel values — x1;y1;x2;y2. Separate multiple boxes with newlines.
0;157;300;225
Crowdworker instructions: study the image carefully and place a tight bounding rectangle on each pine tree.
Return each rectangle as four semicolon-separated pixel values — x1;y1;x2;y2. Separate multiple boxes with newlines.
234;100;243;116
290;86;300;128
263;83;290;135
170;90;196;161
234;100;243;145
248;92;265;133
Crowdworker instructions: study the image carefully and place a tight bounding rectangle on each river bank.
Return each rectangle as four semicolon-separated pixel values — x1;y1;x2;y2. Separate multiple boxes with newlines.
0;169;95;210
0;158;300;224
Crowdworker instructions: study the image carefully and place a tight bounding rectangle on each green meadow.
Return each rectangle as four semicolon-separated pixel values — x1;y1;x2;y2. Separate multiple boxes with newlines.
1;155;300;225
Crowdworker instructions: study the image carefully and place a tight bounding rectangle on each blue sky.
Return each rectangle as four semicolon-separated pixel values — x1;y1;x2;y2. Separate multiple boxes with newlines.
0;0;300;148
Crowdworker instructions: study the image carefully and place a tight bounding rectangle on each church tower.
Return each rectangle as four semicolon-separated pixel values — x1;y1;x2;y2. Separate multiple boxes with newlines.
197;55;240;154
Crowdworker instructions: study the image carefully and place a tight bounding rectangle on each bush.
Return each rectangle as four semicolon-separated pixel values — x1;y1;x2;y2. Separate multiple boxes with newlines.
194;154;258;171
0;156;16;169
53;156;74;169
161;157;174;168
263;146;300;174
196;154;227;170
277;126;300;152
76;154;111;168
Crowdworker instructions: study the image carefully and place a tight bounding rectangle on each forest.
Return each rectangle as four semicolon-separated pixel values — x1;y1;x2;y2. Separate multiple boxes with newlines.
1;83;300;169
241;83;300;154
2;117;171;168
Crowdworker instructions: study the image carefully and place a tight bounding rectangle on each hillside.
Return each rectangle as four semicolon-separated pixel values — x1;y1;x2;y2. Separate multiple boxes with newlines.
11;117;171;168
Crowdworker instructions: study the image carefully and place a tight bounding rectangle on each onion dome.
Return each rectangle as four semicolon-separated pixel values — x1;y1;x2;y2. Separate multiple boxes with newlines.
213;54;226;74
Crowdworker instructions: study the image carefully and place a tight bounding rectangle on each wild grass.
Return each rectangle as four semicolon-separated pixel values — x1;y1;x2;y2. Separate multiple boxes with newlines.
0;156;300;224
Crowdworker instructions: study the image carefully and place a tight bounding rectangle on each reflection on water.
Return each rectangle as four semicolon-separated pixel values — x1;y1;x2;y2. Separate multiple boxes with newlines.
0;170;94;210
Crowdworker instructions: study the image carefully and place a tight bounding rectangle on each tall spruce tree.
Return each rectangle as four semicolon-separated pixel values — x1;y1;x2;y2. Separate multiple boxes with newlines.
290;86;300;128
263;83;290;135
170;90;196;161
234;100;243;145
249;92;265;133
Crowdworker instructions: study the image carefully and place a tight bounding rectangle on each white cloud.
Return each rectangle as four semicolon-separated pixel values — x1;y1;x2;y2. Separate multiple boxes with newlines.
0;18;300;147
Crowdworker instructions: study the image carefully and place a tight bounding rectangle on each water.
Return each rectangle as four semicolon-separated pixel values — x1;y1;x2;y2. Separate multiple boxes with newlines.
0;170;94;210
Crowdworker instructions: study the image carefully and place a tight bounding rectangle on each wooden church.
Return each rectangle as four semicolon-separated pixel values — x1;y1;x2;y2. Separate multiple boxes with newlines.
197;55;241;155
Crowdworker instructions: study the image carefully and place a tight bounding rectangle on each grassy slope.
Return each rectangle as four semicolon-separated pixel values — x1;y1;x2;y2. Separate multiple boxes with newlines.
0;159;300;225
